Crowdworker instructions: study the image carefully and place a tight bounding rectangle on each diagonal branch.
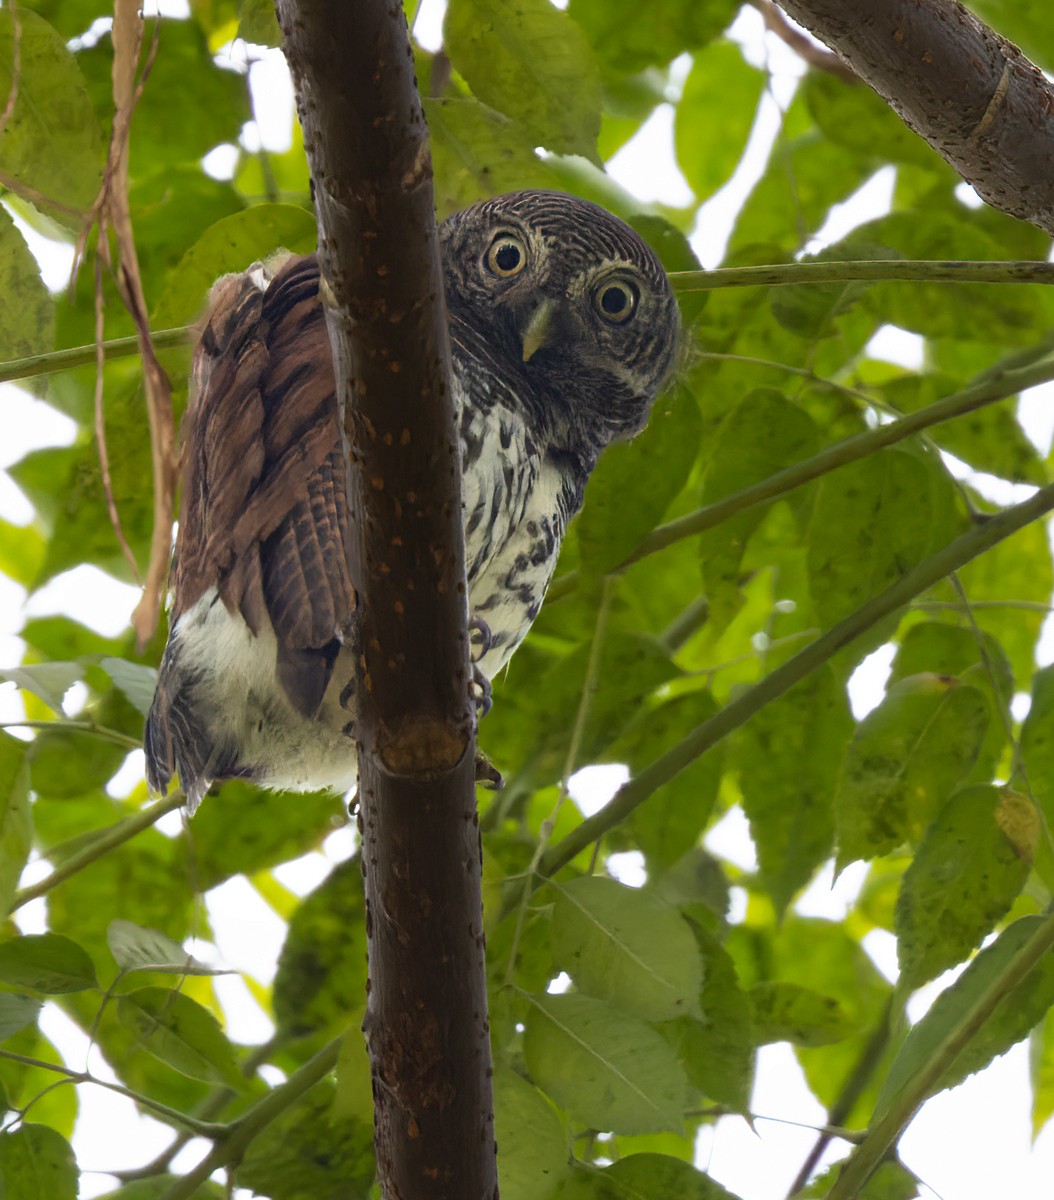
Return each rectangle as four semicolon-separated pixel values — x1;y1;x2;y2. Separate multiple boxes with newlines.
537;479;1054;879
773;0;1054;237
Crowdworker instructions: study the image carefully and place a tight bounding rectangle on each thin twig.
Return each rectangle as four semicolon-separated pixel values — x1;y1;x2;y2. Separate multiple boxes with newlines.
827;909;1054;1199
10;791;186;912
94;254;142;582
751;0;858;81
0;720;142;749
536;480;1054;881
669;259;1054;291
0;1049;225;1135
547;354;1054;607
157;1036;342;1200
0;328;189;386
0;0;22;137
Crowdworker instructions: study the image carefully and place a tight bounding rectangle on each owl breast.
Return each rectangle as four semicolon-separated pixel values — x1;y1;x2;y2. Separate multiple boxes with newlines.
457;372;573;678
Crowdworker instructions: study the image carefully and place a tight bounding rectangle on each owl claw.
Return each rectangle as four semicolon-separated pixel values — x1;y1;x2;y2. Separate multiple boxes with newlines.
468;617;492;664
470;666;492;718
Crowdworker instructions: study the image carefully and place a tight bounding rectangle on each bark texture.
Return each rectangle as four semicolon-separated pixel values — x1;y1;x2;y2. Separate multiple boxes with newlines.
774;0;1054;236
274;2;496;1197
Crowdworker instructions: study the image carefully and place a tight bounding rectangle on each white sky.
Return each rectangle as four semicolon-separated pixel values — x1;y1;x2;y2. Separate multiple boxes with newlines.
2;1;1054;1197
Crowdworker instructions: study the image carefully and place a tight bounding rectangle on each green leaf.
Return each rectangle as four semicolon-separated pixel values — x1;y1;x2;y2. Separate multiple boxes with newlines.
807;448;961;632
568;0;739;74
152;205;317;328
523;992;689;1135
445;0;602;160
493;1066;571;1200
880;372;1044;485
895;785;1031;990
699;389;820;631
675;41;764;201
578;383;701;577
750;980;856;1047
235;1079;375;1200
76;18;250;174
956;519;1053;685
28;726;127;798
803;71;944;168
875;916;1054;1120
0;662;82;715
92;1178;225;1200
117;986;242;1088
835;674;989;867
425;96;560;217
1020;666;1054;833
0;208;54;368
0;1125;77;1200
889;620;1012;785
239;0;281;45
99;659;158;718
1030;1004;1054;1139
0;9;102;214
107;920;221;977
183;779;347;891
0;733;31;918
0;934;97;994
0;995;42;1042
734;667;853;914
800;1158;920;1200
273;858;367;1038
659;926;754;1112
553;1154;741;1200
617;691;724;872
551;875;703;1020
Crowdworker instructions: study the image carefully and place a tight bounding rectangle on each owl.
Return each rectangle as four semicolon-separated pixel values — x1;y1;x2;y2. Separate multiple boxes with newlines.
144;190;679;810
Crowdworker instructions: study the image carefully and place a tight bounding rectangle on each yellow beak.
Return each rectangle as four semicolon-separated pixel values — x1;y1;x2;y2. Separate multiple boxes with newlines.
521;299;555;363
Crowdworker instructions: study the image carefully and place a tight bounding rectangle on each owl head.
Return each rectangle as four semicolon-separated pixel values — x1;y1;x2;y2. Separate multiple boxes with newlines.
439;190;680;465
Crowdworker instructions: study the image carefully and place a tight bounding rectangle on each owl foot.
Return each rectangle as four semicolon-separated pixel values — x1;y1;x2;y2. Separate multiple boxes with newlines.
475;748;504;789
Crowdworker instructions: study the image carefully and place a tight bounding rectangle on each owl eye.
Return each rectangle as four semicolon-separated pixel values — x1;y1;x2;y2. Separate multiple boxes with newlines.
485;234;528;278
594;278;639;324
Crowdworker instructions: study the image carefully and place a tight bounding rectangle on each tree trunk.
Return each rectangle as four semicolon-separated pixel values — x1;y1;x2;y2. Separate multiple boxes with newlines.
275;2;498;1196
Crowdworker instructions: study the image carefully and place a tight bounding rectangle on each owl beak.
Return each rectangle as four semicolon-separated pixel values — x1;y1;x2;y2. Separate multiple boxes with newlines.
521;299;555;363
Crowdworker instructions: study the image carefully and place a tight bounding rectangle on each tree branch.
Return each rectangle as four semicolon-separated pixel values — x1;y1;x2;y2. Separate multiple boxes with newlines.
275;1;495;1197
773;0;1054;236
546;352;1054;605
672;259;1054;291
537;479;1054;879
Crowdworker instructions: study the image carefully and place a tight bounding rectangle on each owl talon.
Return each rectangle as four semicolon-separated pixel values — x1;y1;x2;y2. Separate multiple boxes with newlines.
468;617;492;664
470;667;492;717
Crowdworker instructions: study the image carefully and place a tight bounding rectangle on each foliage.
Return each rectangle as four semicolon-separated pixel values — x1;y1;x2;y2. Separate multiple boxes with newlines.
1;1;1054;1197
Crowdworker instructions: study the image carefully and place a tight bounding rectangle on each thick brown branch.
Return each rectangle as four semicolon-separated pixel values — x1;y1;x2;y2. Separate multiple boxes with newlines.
773;0;1054;236
275;2;496;1198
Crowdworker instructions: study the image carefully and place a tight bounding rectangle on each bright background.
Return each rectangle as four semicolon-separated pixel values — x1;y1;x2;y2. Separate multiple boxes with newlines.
1;1;1054;1196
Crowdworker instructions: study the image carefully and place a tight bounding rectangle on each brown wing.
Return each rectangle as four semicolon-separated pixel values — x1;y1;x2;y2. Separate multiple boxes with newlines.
173;253;354;716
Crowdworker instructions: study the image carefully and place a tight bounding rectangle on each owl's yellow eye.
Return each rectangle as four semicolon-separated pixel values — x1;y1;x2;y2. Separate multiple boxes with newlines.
594;278;639;323
486;234;528;278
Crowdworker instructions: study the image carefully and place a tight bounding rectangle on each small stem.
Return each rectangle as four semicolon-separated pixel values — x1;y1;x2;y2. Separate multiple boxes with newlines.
0;327;189;386
827;910;1054;1200
0;720;142;750
157;1035;341;1200
10;791;186;912
0;1049;224;1135
785;996;897;1197
669;259;1054;291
